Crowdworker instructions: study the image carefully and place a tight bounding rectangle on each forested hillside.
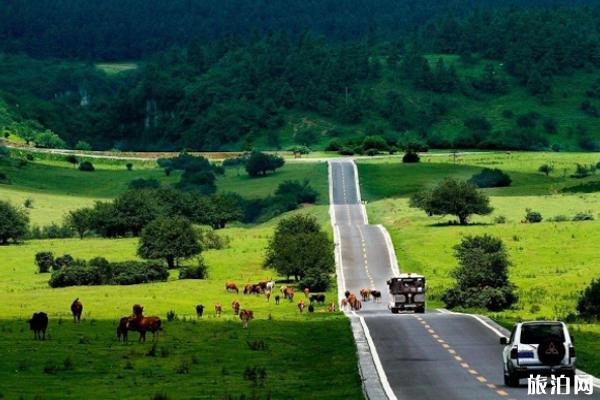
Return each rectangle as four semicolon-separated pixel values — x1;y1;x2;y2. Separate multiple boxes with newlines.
1;1;600;151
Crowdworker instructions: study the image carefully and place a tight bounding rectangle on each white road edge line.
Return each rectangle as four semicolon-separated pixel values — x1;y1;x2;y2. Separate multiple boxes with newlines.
350;160;369;225
328;160;398;400
353;311;399;400
377;225;401;277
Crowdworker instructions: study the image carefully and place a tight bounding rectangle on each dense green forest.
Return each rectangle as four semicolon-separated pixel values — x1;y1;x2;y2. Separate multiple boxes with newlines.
1;0;600;151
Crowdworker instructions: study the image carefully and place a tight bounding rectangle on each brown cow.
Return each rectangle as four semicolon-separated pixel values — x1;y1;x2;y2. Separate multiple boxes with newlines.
214;303;222;317
225;282;239;294
71;298;83;323
303;288;310;298
340;298;349;310
116;316;131;342
360;288;371;302
328;302;337;312
126;305;161;343
28;312;48;340
231;299;240;315
243;284;253;295
239;309;254;328
252;285;263;295
264;290;271;302
348;294;362;310
298;300;305;313
284;287;294;301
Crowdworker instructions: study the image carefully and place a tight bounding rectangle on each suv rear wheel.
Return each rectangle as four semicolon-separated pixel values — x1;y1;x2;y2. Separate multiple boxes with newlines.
504;370;519;387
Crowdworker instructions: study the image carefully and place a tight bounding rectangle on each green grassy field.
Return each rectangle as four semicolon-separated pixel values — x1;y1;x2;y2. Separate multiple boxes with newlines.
0;205;361;399
358;152;600;375
0;156;328;225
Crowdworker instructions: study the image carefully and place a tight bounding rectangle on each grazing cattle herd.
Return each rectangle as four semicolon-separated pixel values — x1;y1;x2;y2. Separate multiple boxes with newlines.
26;281;376;342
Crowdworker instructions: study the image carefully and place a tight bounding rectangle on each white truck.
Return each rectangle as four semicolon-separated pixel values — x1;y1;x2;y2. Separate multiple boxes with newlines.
387;273;426;314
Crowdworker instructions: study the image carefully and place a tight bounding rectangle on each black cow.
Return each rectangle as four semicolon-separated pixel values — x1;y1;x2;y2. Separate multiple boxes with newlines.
28;312;48;340
196;304;205;318
371;290;382;303
309;294;326;304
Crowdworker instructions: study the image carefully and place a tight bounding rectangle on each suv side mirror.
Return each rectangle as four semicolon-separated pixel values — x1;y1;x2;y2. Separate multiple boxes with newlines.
500;337;508;345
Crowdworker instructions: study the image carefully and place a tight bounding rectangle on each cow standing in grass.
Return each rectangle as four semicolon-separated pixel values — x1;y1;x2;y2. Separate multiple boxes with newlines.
298;300;305;313
264;290;271;302
232;300;240;315
126;305;161;343
28;312;48;340
195;304;204;318
239;310;254;328
215;303;222;317
225;282;239;294
71;298;83;323
117;316;131;342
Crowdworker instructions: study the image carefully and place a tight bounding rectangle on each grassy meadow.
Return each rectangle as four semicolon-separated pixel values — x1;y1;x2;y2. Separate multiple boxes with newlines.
358;151;600;375
0;155;362;399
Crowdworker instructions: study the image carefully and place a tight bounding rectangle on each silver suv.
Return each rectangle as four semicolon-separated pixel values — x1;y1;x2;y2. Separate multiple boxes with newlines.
500;321;576;387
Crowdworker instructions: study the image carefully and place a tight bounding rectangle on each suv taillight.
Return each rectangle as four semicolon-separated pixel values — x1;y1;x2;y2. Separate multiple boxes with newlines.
569;346;576;358
510;348;518;359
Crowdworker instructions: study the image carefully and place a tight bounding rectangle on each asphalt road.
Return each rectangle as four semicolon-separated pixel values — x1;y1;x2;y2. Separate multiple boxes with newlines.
329;159;600;400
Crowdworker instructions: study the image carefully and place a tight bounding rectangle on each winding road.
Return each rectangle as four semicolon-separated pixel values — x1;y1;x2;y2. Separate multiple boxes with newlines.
328;159;600;400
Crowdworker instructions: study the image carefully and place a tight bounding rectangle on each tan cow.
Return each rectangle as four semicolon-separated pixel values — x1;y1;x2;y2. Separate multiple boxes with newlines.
239;309;254;328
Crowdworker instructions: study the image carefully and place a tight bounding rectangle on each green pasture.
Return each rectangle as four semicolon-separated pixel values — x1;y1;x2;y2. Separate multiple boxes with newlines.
0;204;361;399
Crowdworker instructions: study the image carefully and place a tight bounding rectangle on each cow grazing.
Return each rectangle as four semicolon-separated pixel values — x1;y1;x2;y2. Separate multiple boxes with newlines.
298;300;305;313
371;290;382;303
243;284;253;295
70;298;83;323
117;316;131;342
252;285;263;295
28;312;48;340
274;295;280;305
225;282;239;294
303;288;310;298
195;304;205;318
309;294;326;304
284;287;294;301
360;288;371;302
239;309;254;328
127;305;161;343
232;300;240;315
215;303;222;317
257;280;269;290
264;290;271;302
265;280;275;292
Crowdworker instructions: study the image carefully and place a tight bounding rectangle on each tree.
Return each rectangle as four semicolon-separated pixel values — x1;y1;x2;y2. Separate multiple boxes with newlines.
538;164;554;176
113;190;163;236
468;168;512;188
201;193;244;229
442;235;517;311
245;151;284;177
78;161;95;171
264;214;334;281
409;178;493;225
74;141;92;151
34;130;66;149
138;216;201;269
65;208;95;239
0;200;29;244
402;151;420;163
577;279;600;319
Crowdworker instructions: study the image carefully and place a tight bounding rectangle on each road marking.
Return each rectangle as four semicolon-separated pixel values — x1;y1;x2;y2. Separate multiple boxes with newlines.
468;369;478;375
487;384;496;389
454;356;462;361
461;363;470;369
496;389;508;396
448;349;456;355
477;376;487;383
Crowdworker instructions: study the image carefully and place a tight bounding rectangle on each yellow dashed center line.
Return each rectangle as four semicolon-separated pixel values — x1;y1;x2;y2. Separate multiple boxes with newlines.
415;315;511;399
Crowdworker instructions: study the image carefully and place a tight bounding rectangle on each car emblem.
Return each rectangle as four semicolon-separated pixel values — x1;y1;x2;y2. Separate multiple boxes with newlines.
545;342;559;355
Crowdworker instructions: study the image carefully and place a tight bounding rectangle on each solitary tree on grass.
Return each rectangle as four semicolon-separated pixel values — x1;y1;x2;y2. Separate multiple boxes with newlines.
138;216;201;269
538;164;554;176
409;178;493;225
66;208;95;239
0;200;29;244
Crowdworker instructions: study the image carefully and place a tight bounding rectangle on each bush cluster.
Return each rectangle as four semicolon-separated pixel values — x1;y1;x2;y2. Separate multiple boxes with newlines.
468;168;511;188
48;257;168;287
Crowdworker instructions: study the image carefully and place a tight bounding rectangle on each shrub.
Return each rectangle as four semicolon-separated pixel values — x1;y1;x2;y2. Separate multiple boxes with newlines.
299;272;330;292
468;168;511;188
573;212;594;221
64;155;78;165
74;141;92;151
126;163;133;171
577;279;600;319
54;254;74;270
525;209;543;223
571;163;595;178
110;262;169;285
178;262;208;280
49;262;103;287
362;135;389;152
78;161;95;172
0;200;29;244
199;229;230;250
35;252;55;273
337;147;354;156
548;215;569;222
325;140;341;151
494;215;507;224
245;151;284;177
402;151;420;163
48;260;168;287
274;180;318;204
128;178;161;190
23;198;33;208
538;164;554;176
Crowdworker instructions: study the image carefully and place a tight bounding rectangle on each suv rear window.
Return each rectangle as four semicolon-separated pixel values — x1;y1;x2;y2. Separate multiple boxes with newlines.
520;324;565;344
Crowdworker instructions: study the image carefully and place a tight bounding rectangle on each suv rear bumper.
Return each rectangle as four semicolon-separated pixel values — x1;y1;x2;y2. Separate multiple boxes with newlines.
510;365;575;378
